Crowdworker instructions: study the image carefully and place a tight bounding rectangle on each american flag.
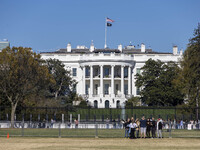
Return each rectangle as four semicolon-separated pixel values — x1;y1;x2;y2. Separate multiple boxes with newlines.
106;17;114;22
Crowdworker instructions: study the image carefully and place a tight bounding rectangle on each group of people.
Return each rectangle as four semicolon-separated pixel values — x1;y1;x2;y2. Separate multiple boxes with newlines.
123;116;163;139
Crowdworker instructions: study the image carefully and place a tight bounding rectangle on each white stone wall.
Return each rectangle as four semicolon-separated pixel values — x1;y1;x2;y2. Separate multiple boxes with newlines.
41;52;182;108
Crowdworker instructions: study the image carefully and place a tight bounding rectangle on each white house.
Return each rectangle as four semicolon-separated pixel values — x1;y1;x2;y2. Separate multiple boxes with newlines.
40;42;182;108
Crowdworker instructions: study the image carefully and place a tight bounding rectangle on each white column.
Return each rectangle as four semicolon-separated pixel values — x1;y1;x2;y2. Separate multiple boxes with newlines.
111;65;115;97
121;65;124;97
128;66;131;95
82;66;86;95
90;65;93;97
100;65;103;97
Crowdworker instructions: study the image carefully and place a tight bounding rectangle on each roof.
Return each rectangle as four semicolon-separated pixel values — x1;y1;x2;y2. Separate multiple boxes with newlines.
40;48;172;55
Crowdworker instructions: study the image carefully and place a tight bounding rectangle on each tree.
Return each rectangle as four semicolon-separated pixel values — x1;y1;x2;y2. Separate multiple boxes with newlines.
176;25;200;119
125;96;140;108
46;59;76;99
0;47;54;127
135;59;184;106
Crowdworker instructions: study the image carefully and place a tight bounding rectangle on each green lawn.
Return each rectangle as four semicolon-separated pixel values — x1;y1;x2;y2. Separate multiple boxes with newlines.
1;128;200;138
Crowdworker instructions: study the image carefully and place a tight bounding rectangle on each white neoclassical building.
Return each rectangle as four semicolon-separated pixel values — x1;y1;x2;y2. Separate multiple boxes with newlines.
41;42;182;108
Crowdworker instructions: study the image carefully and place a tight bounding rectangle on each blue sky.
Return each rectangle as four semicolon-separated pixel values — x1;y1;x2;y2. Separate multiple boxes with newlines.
0;0;200;53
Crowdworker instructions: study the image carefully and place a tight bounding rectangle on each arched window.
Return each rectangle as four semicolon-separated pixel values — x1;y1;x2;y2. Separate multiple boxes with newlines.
116;100;120;108
105;100;109;108
94;100;98;108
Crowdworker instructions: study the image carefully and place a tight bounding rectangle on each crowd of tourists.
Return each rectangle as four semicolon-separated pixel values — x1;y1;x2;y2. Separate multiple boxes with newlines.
123;116;163;139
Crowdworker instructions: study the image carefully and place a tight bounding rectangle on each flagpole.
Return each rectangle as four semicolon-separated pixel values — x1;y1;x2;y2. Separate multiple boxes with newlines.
104;17;107;49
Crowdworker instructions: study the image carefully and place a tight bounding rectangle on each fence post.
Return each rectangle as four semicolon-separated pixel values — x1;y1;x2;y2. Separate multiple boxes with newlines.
169;120;172;138
62;114;64;124
174;107;176;119
109;108;112;121
94;115;96;122
58;122;61;138
86;115;88;122
21;120;24;137
38;114;40;122
153;107;155;116
70;114;72;123
6;113;8;121
78;114;80;123
95;122;98;138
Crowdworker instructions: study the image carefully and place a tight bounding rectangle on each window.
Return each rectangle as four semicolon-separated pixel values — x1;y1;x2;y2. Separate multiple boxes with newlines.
105;100;109;108
115;68;120;77
115;84;119;94
124;67;128;78
104;67;110;77
72;68;77;76
86;84;89;95
94;68;99;77
104;84;109;95
86;67;90;77
73;84;77;93
136;87;141;95
94;100;98;108
124;84;128;95
116;100;120;108
95;84;98;95
136;68;141;74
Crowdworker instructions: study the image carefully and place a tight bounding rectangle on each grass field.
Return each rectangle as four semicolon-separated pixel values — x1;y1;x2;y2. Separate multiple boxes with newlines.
1;128;200;138
0;137;200;150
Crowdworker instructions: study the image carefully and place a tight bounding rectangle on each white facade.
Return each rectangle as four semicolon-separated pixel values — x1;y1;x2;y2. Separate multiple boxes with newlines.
41;43;182;108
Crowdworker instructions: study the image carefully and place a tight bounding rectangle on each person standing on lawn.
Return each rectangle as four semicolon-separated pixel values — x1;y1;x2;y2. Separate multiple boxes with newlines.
140;116;147;138
151;117;156;138
157;118;163;138
129;119;137;139
124;118;130;138
135;118;140;138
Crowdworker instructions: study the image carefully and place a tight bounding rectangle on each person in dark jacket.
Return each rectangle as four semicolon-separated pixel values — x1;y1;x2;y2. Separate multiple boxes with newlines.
140;116;147;138
124;118;130;138
146;118;151;138
151;117;156;138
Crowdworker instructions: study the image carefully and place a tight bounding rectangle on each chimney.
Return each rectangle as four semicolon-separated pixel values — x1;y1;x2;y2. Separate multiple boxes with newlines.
180;49;183;56
90;40;95;52
173;46;178;55
67;43;71;52
118;44;122;52
141;43;145;52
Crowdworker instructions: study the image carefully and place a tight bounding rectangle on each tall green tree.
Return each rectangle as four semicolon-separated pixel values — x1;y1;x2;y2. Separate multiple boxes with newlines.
176;25;200;119
46;58;76;99
0;47;54;127
135;59;184;106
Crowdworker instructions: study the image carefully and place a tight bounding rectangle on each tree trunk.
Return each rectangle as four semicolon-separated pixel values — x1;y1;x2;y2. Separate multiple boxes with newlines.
11;102;17;128
55;91;58;99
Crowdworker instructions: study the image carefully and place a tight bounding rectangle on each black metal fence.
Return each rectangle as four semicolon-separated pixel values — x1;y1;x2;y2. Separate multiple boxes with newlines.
0;120;200;138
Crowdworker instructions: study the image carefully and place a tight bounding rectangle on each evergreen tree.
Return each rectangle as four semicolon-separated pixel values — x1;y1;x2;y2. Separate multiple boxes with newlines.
176;24;200;119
